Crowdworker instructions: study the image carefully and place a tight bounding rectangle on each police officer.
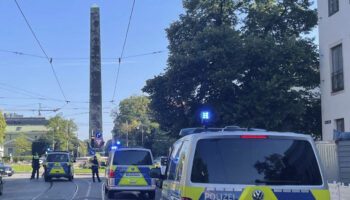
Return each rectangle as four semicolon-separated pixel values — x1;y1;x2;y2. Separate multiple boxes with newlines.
91;156;101;182
31;152;40;179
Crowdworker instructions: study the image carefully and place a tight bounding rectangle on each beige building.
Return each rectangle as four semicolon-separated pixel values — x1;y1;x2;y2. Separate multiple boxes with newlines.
3;113;48;156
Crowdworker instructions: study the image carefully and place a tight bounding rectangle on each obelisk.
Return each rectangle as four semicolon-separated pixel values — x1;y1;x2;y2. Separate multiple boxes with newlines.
89;4;103;149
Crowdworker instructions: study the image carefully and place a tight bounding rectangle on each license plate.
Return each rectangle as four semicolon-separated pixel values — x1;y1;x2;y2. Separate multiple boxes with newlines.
125;172;140;177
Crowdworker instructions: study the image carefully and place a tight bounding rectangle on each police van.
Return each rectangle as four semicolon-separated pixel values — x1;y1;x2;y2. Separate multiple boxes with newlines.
43;151;74;182
150;127;330;200
105;147;156;199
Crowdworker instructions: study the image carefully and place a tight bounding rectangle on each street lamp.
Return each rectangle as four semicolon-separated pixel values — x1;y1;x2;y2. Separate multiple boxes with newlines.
53;126;59;151
137;124;144;146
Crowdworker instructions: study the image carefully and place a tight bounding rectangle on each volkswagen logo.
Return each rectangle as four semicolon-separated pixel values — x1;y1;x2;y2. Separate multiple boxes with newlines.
252;190;264;200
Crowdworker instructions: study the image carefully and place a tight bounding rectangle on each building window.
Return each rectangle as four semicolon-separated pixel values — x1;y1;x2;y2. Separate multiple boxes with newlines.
336;118;345;132
16;127;22;131
329;0;339;16
8;148;13;155
331;44;344;92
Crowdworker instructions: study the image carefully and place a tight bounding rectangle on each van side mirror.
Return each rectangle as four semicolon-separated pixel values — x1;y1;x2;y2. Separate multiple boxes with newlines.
150;168;161;179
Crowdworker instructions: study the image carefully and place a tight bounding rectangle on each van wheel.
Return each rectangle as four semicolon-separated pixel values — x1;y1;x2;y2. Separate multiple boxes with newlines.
68;176;73;181
148;191;155;200
107;191;114;199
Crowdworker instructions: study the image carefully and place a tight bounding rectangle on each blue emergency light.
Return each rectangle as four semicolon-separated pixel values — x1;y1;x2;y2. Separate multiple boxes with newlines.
116;140;121;145
111;145;118;150
201;111;210;120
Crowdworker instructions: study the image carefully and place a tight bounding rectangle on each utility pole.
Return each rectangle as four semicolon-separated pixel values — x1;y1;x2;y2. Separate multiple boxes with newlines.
141;124;144;146
126;120;129;147
38;103;42;116
53;126;58;151
77;131;80;157
66;122;70;151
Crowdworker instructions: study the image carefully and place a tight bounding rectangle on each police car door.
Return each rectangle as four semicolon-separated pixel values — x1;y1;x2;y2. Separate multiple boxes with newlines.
162;140;189;200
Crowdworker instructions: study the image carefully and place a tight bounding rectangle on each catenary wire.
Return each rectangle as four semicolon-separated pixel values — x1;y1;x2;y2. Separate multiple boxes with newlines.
111;0;136;102
13;0;68;103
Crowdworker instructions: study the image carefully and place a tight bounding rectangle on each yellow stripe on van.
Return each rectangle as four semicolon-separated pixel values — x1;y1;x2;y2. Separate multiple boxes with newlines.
118;165;148;186
239;186;278;200
182;186;205;200
311;189;331;200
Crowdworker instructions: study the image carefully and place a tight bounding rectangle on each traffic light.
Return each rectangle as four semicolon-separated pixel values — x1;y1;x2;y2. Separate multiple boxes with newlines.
91;138;95;148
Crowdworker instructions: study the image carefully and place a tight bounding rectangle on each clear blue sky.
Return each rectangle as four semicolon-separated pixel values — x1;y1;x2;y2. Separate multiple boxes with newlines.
0;0;318;141
0;0;184;141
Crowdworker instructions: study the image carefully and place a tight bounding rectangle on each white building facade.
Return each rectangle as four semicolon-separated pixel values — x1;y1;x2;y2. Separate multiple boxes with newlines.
318;0;350;141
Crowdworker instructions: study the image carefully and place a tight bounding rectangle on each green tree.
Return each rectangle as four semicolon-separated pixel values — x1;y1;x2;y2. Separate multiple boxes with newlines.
143;0;320;138
0;110;6;145
46;115;79;151
14;133;32;155
112;95;171;155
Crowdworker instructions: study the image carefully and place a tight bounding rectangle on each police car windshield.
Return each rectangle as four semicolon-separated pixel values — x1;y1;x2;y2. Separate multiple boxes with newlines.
191;138;322;185
113;150;152;165
47;154;69;162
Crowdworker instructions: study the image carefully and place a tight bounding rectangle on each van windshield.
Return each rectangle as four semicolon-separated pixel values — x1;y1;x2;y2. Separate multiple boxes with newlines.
113;150;152;165
47;154;69;162
191;138;322;185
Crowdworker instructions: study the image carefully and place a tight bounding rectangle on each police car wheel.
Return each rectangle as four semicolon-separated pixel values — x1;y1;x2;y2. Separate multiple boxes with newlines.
68;176;72;181
104;185;108;194
44;177;50;182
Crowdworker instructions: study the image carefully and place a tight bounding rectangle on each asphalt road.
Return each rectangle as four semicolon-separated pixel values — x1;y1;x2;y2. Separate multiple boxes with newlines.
1;173;161;200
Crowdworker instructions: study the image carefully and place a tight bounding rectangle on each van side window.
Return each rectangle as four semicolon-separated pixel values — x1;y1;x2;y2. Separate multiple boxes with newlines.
175;140;189;181
167;141;183;180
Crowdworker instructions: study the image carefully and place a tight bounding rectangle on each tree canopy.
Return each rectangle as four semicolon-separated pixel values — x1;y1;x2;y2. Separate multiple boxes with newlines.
14;133;31;156
112;95;173;156
44;115;80;151
143;0;320;138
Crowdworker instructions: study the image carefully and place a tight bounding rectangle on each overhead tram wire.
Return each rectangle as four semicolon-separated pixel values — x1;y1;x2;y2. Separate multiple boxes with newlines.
13;0;69;103
0;82;65;102
0;49;165;61
0;49;46;59
111;0;136;103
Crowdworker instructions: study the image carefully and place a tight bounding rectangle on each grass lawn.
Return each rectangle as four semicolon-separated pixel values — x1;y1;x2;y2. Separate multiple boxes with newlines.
74;168;105;173
10;165;105;173
11;165;32;172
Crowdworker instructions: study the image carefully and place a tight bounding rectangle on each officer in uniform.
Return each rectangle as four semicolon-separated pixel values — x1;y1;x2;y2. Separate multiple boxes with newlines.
91;156;101;182
31;152;40;179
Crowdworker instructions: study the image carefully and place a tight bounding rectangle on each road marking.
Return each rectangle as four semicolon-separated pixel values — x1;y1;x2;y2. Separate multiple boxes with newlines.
31;181;53;200
70;180;79;200
84;179;92;200
101;182;105;200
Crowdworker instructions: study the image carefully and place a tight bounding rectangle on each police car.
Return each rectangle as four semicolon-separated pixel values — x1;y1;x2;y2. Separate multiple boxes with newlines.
43;151;74;182
105;147;156;199
150;127;330;200
0;172;3;195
